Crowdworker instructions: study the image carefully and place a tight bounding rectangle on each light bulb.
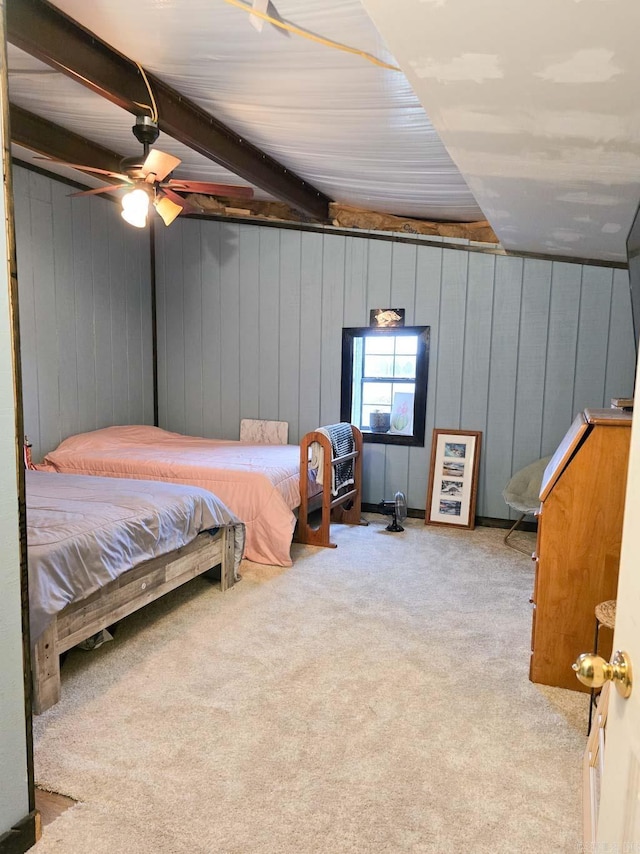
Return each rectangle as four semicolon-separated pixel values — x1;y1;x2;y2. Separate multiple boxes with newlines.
121;188;149;228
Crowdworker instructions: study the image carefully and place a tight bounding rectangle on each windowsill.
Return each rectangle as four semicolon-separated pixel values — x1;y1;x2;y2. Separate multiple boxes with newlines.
361;430;423;447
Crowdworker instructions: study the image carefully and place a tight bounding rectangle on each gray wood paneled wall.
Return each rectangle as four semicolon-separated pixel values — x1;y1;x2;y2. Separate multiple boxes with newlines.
156;219;635;517
13;165;154;462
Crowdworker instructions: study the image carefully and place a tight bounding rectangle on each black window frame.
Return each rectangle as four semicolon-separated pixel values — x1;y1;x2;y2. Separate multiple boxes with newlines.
340;325;430;446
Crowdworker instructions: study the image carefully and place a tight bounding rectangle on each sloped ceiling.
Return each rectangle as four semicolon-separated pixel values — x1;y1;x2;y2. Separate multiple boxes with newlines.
7;0;483;226
362;0;640;263
7;0;640;262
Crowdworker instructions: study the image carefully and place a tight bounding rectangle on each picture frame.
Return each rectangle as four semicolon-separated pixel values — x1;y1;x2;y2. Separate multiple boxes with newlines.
369;308;405;328
425;429;482;530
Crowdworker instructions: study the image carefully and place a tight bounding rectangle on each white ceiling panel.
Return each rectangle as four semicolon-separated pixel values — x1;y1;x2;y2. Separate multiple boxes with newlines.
7;45;272;200
362;0;640;262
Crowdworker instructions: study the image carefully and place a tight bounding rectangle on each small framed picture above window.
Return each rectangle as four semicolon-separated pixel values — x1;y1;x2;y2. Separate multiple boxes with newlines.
425;429;482;529
340;325;430;446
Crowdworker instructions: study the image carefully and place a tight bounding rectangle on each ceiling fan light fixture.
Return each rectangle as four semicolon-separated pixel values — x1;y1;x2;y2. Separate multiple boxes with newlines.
154;195;183;226
121;187;150;228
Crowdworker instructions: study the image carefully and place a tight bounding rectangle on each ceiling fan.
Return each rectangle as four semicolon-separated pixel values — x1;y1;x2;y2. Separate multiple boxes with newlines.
38;115;254;228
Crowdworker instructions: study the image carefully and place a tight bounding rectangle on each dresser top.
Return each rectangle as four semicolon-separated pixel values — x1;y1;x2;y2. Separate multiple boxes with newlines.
584;408;633;427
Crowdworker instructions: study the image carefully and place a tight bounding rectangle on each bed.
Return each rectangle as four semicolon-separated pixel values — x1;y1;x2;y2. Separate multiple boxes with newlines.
40;423;364;566
27;470;245;713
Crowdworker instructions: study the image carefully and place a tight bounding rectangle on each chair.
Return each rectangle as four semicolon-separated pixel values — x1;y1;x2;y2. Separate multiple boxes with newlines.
239;419;289;445
502;456;551;553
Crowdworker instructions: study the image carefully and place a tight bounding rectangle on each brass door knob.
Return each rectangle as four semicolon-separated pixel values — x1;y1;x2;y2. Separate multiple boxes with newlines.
572;650;632;698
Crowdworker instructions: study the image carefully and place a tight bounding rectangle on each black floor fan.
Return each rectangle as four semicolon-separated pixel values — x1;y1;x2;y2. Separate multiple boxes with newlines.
378;491;408;532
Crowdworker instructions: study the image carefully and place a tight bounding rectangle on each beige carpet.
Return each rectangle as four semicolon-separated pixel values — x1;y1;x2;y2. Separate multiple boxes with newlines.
32;517;586;854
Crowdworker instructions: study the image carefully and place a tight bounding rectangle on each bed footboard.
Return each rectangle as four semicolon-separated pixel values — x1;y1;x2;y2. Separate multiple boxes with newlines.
32;528;234;714
296;425;367;548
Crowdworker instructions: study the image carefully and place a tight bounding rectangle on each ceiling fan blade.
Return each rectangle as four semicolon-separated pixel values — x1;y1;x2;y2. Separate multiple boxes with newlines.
69;184;130;198
140;149;181;183
33;157;130;182
154;195;183;227
165;180;254;199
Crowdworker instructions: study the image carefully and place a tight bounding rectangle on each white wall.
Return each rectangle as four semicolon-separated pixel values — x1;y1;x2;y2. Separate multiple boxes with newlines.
156;219;636;516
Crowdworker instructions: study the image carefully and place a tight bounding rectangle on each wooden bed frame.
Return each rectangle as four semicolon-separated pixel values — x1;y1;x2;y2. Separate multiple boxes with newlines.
296;424;367;548
32;526;235;714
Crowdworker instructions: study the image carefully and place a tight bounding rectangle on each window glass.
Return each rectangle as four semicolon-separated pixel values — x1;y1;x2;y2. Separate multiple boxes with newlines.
395;336;418;355
364;354;394;377
362;382;392;405
393;354;416;378
365;337;395;355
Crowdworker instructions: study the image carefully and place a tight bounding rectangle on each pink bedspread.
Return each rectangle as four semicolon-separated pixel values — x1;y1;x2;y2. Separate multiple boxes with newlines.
42;425;317;566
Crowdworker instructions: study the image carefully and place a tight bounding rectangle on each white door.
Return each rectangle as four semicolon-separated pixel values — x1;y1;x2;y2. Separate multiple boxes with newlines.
597;361;640;842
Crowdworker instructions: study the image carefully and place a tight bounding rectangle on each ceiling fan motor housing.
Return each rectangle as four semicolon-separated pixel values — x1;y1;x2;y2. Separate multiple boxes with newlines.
132;115;160;148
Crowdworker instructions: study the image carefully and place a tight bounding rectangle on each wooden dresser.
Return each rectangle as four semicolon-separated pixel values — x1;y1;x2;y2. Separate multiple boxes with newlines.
530;408;632;691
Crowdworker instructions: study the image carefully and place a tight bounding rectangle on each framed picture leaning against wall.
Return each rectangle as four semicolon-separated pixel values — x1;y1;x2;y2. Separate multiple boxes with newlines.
425;429;482;530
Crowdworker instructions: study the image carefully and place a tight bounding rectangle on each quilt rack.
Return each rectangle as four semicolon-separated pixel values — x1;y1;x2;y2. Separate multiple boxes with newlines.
296;424;367;548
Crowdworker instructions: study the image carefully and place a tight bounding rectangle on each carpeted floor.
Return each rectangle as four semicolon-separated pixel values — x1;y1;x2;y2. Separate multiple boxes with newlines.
32;517;586;854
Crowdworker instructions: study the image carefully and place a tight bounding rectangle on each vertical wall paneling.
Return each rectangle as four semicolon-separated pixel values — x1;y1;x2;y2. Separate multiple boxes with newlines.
51;182;79;440
483;256;524;518
155;225;169;428
155;219;635;516
279;229;302;439
201;222;223;438
461;252;495;515
434;249;469;428
512;259;553;471
342;236;367;326
219;224;241;438
164;222;187;434
71;197;97;436
319;234;346;426
408;244;443;510
604;268;635;402
14;165;153;461
238;225;260;423
298;232;323;438
141;226;155;426
124;220;152;424
258;227;281;420
182;222;204;437
92;198;113;429
540;263;582;455
30;178;59;450
572;266;612;412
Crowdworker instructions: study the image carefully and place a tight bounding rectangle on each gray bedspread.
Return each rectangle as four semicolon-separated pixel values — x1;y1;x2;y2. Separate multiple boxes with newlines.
27;471;245;643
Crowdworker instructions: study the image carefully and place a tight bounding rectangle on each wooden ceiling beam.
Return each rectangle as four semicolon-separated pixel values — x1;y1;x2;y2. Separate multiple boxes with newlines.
7;0;330;221
10;104;125;181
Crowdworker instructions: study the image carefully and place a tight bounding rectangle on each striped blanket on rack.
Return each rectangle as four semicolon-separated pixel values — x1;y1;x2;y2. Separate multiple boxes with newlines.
310;423;355;496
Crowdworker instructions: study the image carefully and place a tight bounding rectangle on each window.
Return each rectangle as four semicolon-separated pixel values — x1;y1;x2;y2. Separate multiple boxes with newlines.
340;326;430;446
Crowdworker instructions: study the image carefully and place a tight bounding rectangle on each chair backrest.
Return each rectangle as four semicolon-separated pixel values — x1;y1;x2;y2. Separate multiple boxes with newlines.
239;419;289;445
